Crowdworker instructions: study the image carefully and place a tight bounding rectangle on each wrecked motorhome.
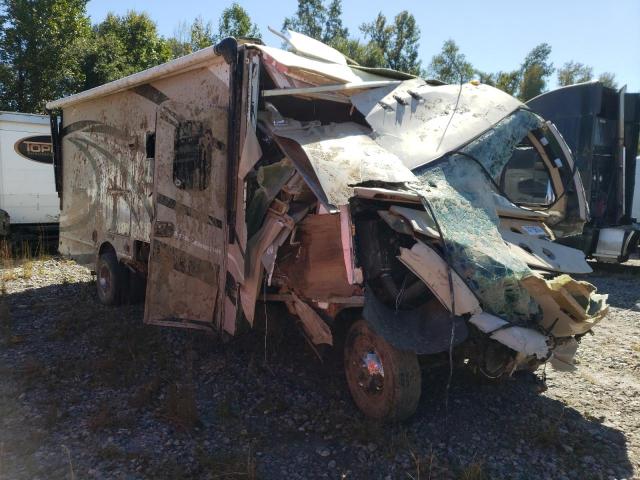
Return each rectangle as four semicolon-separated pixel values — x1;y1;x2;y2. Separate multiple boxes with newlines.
46;31;609;420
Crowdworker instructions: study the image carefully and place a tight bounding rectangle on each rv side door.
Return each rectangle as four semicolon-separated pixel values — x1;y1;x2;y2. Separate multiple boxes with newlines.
144;100;228;330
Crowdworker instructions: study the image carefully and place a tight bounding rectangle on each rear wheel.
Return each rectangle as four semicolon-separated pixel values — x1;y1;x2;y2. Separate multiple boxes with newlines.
96;251;126;305
344;319;421;421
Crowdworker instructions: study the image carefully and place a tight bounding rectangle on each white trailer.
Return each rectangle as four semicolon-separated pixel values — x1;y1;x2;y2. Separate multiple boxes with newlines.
0;111;59;241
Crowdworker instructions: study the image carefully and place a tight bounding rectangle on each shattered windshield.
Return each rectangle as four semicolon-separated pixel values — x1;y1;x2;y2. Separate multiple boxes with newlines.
412;109;545;323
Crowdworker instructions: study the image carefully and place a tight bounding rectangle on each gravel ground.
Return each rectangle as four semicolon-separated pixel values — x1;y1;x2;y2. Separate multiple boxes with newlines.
0;258;638;479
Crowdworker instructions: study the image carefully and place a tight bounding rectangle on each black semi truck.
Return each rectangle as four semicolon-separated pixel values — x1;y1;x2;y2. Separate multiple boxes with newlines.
528;81;640;263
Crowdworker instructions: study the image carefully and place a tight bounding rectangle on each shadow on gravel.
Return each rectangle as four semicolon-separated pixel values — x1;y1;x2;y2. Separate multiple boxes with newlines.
583;269;640;310
0;279;634;479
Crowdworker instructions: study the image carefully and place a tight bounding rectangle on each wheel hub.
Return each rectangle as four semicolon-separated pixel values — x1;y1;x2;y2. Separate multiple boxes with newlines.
356;350;385;395
98;265;111;292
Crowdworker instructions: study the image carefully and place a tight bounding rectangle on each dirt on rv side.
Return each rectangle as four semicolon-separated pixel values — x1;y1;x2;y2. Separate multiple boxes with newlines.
0;258;638;480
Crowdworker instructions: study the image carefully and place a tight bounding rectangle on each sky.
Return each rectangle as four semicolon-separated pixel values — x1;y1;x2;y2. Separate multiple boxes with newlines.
86;0;640;91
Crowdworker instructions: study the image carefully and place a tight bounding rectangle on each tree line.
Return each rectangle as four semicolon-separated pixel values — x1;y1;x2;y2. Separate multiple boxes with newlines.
0;0;619;114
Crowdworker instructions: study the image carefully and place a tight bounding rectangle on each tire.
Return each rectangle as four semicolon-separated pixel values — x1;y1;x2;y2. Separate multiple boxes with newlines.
96;251;126;306
344;319;421;421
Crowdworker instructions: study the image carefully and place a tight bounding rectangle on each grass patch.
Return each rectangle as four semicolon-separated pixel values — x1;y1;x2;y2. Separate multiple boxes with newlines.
457;459;487;480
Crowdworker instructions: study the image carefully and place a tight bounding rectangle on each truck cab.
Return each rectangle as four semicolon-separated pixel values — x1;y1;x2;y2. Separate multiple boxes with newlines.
528;81;640;263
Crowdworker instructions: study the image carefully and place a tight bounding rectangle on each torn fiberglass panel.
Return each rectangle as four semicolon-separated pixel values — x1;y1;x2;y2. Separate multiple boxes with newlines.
246;158;295;237
272;122;415;207
412;110;546;323
350;79;523;170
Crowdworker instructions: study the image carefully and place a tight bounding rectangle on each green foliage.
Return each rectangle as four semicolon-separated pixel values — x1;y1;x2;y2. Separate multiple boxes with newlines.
360;11;422;75
218;3;261;40
518;43;554;101
166;5;260;60
0;1;626;115
331;37;384;68
191;15;214;50
427;39;474;84
283;0;347;44
83;11;171;89
519;64;546;101
557;61;593;86
0;0;91;112
598;72;618;89
324;0;348;42
494;71;521;96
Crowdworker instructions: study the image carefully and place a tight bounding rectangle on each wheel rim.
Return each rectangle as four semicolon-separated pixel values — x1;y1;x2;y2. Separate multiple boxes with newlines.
98;265;111;294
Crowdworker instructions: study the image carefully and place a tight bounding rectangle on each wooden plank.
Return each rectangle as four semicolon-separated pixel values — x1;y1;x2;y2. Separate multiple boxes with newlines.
274;214;357;301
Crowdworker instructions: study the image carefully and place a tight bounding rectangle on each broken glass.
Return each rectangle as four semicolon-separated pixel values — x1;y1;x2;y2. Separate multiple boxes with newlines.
412;110;546;324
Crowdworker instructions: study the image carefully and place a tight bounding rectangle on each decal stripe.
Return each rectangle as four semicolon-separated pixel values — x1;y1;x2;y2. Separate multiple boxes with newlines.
133;84;170;105
157;193;223;228
152;240;219;286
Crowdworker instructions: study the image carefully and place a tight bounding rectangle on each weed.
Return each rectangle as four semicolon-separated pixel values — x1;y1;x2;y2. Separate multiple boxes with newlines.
406;446;437;480
21;260;33;279
61;445;75;480
457;459;486;480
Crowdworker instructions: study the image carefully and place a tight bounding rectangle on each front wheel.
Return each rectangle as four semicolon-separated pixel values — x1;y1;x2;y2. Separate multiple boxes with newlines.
344;319;421;421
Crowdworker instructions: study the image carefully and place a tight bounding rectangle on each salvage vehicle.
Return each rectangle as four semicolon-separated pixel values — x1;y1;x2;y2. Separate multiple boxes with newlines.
47;31;609;420
0;112;59;246
527;82;640;263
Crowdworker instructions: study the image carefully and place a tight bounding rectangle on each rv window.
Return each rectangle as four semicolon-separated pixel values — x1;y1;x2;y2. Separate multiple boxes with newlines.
146;132;156;159
500;138;555;206
173;121;212;190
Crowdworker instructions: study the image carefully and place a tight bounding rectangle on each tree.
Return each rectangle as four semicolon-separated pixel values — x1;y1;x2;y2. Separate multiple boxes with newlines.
0;0;92;112
427;39;474;84
475;69;520;96
167;21;192;58
283;0;347;44
283;0;328;41
191;15;214;50
519;64;546;101
331;36;384;67
361;11;422;75
218;3;261;40
84;11;171;88
598;72;618;89
518;43;554;101
557;61;593;86
324;0;348;41
475;70;496;86
494;70;520;96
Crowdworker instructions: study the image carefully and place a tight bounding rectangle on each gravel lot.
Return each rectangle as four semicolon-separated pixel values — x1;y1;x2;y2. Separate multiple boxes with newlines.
0;258;638;479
